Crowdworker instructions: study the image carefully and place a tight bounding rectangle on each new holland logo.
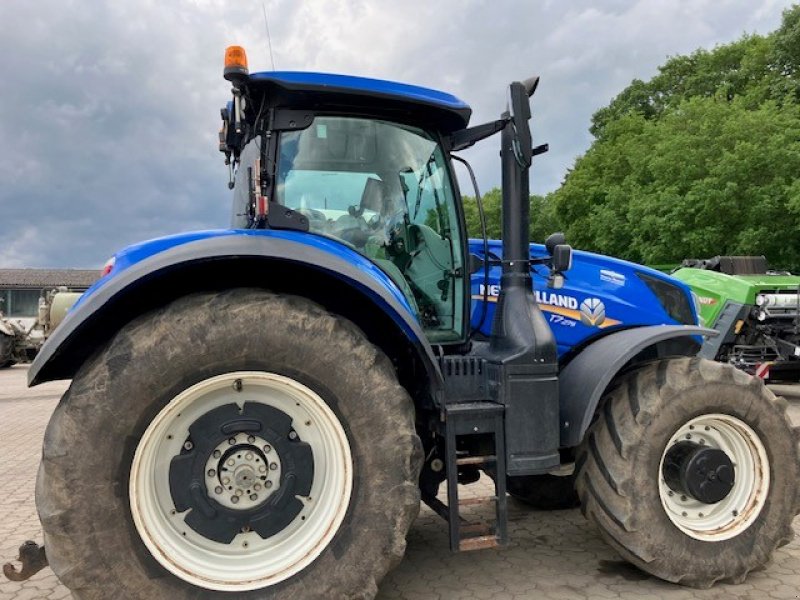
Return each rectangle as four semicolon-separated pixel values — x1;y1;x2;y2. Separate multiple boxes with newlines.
579;298;606;327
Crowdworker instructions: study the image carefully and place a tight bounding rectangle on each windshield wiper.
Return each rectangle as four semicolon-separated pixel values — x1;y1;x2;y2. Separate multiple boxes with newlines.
412;151;437;220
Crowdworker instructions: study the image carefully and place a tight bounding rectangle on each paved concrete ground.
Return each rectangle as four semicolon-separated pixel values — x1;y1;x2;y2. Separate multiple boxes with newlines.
1;365;800;599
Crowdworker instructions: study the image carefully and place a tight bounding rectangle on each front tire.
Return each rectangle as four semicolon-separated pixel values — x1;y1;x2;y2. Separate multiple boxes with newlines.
37;290;423;599
575;357;800;587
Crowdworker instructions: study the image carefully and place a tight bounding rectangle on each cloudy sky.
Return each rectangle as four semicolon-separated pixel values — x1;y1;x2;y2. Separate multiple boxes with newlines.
0;0;793;268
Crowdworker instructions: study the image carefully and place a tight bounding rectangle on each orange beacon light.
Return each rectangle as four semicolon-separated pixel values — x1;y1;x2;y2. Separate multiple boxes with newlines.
224;46;249;82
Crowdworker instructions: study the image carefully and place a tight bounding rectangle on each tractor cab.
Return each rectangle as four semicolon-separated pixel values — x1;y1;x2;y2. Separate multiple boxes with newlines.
222;70;473;343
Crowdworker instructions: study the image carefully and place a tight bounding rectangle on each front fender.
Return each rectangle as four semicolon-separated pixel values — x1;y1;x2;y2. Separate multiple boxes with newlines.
558;325;717;448
29;231;442;398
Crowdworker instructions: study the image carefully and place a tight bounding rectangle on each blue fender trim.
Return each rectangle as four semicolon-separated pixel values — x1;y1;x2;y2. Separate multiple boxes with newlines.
29;230;443;393
558;325;718;448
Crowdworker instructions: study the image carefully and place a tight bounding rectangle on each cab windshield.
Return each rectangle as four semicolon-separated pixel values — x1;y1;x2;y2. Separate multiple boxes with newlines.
275;116;464;342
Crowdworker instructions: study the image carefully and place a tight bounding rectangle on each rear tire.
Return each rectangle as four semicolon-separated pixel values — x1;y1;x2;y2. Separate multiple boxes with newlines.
575;357;800;587
37;289;423;599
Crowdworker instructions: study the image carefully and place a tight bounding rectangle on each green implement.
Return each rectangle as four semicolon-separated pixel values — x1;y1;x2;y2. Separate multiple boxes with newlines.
673;256;800;381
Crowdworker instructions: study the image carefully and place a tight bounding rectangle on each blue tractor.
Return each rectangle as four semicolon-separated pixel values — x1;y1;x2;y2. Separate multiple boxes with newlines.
20;46;799;598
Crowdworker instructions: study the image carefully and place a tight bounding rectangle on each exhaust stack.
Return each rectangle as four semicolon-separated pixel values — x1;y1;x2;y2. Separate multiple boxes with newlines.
486;79;560;476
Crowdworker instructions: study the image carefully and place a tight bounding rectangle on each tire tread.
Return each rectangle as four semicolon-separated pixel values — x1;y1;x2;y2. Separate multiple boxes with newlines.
575;357;800;588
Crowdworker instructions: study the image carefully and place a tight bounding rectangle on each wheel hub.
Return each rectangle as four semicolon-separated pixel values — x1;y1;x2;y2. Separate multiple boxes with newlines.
663;441;735;504
168;401;313;544
658;413;770;542
203;433;282;511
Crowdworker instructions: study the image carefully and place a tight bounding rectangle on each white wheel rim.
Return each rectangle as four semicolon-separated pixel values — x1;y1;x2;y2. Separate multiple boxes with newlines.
129;372;353;592
658;413;769;542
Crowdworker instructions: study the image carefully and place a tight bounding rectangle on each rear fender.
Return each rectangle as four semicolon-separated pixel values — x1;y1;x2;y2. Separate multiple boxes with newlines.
29;234;443;405
559;325;717;448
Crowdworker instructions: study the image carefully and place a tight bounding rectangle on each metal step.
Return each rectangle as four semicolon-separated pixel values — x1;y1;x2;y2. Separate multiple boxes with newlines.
439;402;508;553
459;496;498;507
456;455;497;466
459;535;500;552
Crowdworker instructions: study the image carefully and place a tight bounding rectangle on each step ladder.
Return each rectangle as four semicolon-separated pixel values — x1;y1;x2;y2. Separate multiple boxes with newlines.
433;401;508;552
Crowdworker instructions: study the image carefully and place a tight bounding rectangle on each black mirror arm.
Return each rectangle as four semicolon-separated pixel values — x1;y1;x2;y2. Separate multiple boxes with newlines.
449;118;509;152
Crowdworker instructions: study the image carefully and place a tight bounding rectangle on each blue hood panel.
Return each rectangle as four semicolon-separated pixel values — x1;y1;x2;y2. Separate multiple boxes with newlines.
469;239;698;356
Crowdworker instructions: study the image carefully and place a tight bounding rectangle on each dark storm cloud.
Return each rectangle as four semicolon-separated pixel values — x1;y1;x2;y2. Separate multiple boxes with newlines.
0;0;792;267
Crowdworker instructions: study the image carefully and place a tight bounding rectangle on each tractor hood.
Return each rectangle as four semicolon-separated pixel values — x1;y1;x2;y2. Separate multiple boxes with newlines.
672;268;800;305
672;266;800;327
469;240;699;357
729;273;800;288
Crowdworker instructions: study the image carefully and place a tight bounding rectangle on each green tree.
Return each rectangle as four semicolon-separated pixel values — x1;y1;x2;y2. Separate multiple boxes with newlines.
553;5;800;270
462;188;561;242
462;188;502;239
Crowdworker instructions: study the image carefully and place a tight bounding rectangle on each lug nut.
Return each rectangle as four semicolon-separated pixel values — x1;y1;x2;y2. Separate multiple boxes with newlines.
258;465;267;473
254;483;262;491
231;495;239;504
270;462;278;471
236;489;244;497
213;450;221;459
250;494;258;501
207;469;216;477
263;444;271;453
215;486;223;494
229;438;236;445
265;481;273;489
248;435;256;443
223;477;230;485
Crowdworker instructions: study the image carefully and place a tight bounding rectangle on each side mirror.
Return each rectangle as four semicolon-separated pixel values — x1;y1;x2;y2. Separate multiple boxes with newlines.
547;244;573;289
551;244;572;272
544;232;566;255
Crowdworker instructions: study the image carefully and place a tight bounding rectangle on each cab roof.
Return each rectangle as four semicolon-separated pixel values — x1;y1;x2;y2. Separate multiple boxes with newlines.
246;71;472;134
